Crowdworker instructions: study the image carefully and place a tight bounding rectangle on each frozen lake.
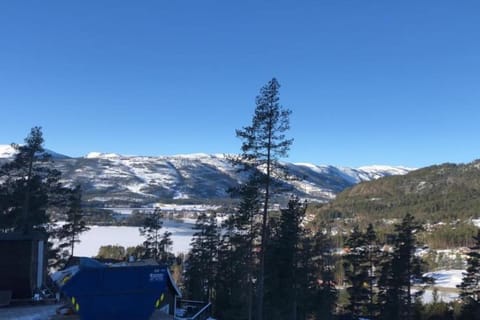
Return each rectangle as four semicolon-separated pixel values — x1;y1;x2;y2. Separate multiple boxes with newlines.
75;219;196;257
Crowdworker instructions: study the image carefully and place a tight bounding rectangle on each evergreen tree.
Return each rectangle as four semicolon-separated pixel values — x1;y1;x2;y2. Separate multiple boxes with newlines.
159;230;174;265
264;197;306;320
215;181;261;320
235;78;293;320
365;223;381;319
184;212;219;302
458;230;480;320
48;185;90;268
344;226;370;319
56;185;89;257
343;224;380;319
0;126;62;233
378;213;428;320
139;208;165;261
310;228;338;320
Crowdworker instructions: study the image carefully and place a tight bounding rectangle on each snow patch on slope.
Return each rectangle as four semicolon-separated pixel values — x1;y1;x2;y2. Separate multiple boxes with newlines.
0;144;16;158
85;152;122;159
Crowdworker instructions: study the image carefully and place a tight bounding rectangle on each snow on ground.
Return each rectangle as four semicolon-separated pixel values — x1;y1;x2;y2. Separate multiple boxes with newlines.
424;269;464;288
0;304;59;320
471;218;480;227
0;144;16;158
418;269;464;303
75;219;196;257
421;289;459;304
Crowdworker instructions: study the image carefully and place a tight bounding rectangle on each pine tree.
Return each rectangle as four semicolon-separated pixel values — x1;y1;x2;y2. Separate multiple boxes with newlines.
310;228;338;320
0;126;62;233
344;226;370;319
159;230;174;265
365;223;381;319
50;185;89;268
214;181;261;320
184;212;219;302
57;186;89;256
139;208;165;261
235;78;293;320
265;196;306;320
343;224;380;319
458;229;480;319
378;214;427;320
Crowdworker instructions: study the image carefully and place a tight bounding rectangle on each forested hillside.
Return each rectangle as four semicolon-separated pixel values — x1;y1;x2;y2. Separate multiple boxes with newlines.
314;160;480;223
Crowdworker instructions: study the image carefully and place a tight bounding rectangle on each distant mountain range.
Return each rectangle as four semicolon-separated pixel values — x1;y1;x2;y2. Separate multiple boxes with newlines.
0;144;413;207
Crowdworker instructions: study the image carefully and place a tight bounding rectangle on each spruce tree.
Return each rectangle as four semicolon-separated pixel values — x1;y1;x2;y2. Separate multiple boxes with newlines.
344;226;370;319
378;214;427;320
184;212;219;302
265;197;306;320
343;224;380;319
365;223;380;319
215;180;261;320
51;185;89;268
0;126;62;233
311;228;338;320
235;78;293;320
458;229;480;319
139;208;165;261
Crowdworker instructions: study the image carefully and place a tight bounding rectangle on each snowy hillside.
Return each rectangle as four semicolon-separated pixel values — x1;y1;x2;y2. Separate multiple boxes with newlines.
0;144;69;159
0;145;414;205
0;144;16;158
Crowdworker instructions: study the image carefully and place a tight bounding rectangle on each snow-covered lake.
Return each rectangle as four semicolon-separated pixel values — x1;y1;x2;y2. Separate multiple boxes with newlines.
75;219;196;257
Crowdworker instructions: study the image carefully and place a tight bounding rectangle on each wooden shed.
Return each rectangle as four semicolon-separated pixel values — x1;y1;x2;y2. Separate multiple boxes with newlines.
0;232;48;301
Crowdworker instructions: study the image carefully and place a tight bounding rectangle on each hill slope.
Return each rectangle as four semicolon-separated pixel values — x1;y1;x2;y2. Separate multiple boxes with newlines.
315;160;480;222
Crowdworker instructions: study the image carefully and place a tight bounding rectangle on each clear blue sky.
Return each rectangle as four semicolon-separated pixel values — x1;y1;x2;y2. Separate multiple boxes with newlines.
0;1;479;168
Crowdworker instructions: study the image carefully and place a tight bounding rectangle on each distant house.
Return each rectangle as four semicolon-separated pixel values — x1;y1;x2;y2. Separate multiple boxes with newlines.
0;232;48;303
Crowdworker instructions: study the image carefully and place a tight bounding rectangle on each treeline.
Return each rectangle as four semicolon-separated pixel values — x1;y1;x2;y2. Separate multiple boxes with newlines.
183;207;480;320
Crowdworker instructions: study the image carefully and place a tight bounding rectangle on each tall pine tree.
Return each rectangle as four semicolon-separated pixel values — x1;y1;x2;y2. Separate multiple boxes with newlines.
235;78;293;320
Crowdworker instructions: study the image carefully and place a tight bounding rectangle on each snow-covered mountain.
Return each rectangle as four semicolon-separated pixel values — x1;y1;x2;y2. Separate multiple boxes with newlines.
0;145;414;206
0;144;70;159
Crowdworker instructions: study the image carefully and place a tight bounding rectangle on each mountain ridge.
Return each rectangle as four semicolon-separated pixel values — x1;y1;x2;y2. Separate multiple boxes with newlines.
0;144;413;206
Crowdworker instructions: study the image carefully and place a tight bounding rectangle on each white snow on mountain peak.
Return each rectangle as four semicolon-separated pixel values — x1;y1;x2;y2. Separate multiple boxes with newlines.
358;165;415;174
1;146;416;204
0;144;16;158
85;152;123;159
0;144;69;159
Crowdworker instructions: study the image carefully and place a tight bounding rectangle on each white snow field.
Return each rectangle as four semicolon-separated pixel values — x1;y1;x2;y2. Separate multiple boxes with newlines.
75;219;196;257
424;269;464;289
420;269;464;303
0;304;59;320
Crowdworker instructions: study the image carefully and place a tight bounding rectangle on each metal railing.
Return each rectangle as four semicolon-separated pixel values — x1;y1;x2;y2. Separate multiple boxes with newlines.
175;299;212;320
